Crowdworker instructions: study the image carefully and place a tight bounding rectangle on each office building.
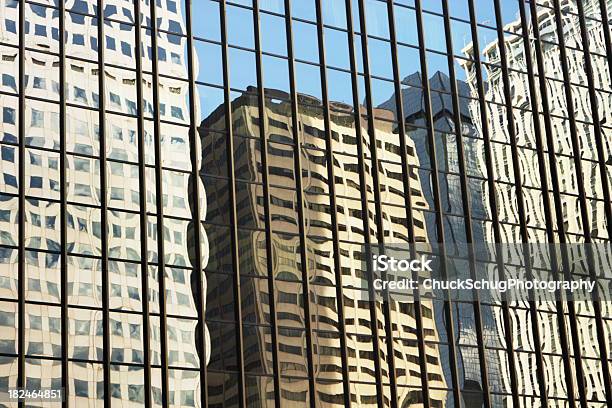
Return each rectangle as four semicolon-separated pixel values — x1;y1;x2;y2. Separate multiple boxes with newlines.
0;0;611;407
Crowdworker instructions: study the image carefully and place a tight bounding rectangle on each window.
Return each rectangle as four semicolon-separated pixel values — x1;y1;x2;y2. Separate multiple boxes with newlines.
110;383;121;399
71;0;88;13
170;106;184;120
167;0;177;13
0;210;10;222
29;176;43;189
157;46;167;61
72;34;85;45
29;152;41;165
122;7;133;21
121;41;132;57
168;20;182;35
74;87;87;103
112;125;123;140
3;174;17;187
33;77;45;89
3;107;15;125
109;93;121;108
5;20;16;33
2;74;16;91
34;24;46;36
126;100;137;115
74;379;88;397
106;36;116;50
75;184;92;197
1;147;14;162
104;4;117;18
110;187;124;200
30;109;44;127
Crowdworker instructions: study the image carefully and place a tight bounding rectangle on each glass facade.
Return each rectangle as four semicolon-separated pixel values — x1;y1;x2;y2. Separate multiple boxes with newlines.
0;0;610;407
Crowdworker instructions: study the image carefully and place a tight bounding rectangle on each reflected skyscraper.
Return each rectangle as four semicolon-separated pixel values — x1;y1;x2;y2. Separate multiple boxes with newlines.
0;0;206;406
0;0;611;407
460;0;612;405
380;71;505;406
200;88;448;407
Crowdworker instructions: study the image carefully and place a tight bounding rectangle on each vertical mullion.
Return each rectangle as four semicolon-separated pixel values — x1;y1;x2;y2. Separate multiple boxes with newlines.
510;0;577;406
548;2;601;406
523;1;580;406
385;2;434;407
413;1;462;406
95;0;111;406
343;0;384;405
312;1;351;406
133;0;152;406
58;0;69;405
437;1;493;406
251;1;281;406
570;3;612;404
353;0;402;406
17;0;25;404
462;0;522;405
598;0;612;89
574;1;612;239
184;1;209;407
218;1;247;406
490;1;549;407
282;1;317;406
148;1;170;405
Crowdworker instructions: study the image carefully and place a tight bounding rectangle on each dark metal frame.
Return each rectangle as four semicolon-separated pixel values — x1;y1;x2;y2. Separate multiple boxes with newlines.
414;1;463;406
343;0;385;405
59;0;69;406
523;2;582;406
4;1;612;407
490;1;549;407
133;0;152;405
95;1;111;406
283;1;317;405
463;0;522;405
354;0;400;405
251;0;282;405
218;1;247;406
148;1;170;404
17;1;25;405
312;1;352;406
385;2;434;408
185;1;209;407
438;1;493;406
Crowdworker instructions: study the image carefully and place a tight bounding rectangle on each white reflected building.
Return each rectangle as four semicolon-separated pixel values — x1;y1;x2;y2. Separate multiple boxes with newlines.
461;0;612;405
0;0;207;406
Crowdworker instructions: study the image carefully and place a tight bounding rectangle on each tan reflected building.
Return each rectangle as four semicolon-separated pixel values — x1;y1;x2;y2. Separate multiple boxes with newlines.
200;88;448;407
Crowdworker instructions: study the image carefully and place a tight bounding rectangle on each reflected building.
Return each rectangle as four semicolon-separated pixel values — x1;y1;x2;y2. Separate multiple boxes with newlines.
200;88;448;407
460;0;612;404
0;0;611;407
0;0;206;406
461;0;612;242
380;72;505;406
